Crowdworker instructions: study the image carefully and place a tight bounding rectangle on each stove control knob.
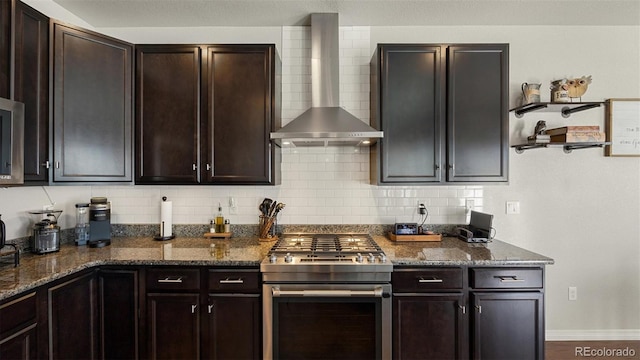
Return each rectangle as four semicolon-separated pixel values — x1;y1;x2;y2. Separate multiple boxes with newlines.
355;253;363;263
379;253;387;263
284;253;293;263
368;253;376;263
269;254;277;263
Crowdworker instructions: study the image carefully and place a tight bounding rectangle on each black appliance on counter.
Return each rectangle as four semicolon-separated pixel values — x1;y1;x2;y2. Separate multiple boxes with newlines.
89;197;111;248
261;233;392;359
0;214;19;266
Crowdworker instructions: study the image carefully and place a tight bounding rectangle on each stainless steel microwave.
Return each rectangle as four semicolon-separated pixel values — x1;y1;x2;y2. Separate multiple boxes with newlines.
0;97;24;185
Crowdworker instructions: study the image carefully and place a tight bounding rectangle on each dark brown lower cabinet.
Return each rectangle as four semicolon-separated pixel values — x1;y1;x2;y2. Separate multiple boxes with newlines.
205;295;261;360
146;293;201;360
45;270;99;360
471;292;544;360
99;268;139;360
393;294;466;360
143;267;262;360
0;292;38;360
393;266;545;360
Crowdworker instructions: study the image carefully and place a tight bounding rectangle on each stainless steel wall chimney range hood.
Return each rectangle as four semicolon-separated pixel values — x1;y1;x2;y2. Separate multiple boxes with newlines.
270;13;383;147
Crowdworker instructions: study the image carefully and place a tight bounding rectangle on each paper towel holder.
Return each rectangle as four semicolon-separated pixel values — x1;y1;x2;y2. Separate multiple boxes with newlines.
154;196;176;241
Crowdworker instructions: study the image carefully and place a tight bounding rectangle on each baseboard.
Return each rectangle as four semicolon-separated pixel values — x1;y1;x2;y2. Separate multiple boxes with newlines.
547;329;640;341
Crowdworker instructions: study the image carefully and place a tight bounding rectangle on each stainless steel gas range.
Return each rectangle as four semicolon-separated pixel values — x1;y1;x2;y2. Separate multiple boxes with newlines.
260;233;392;360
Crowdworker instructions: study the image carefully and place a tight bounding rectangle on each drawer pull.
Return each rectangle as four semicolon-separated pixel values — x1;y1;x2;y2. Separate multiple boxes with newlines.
496;276;525;283
418;277;443;283
158;277;183;283
219;278;244;284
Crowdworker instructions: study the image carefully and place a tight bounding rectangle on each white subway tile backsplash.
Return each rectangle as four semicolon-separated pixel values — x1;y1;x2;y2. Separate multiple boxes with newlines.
84;26;484;228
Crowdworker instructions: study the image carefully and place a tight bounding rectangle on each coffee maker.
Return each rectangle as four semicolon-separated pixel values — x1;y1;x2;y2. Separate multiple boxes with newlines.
88;197;111;248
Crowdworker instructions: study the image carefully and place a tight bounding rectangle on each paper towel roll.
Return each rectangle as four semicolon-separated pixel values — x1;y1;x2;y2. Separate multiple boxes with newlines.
160;200;173;237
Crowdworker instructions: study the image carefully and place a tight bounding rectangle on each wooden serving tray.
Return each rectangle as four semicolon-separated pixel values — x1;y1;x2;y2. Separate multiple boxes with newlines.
204;232;232;239
388;232;442;242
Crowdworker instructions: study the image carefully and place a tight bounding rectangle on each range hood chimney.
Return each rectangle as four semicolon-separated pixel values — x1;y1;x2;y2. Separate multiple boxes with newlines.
270;13;383;147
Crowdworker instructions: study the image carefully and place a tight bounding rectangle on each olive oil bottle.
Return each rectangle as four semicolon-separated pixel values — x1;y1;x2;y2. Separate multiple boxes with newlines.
215;204;225;233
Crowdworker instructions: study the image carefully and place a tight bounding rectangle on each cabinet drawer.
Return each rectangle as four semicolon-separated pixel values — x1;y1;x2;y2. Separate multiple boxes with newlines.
393;268;463;292
471;268;543;289
146;268;201;291
0;292;37;334
208;270;260;293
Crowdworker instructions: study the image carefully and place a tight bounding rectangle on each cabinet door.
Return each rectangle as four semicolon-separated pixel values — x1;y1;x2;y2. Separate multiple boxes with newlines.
47;271;98;360
0;0;9;98
204;294;261;360
52;22;133;182
393;293;466;360
146;293;200;360
472;292;544;360
447;44;508;182
203;45;279;184
98;268;139;360
0;292;38;360
0;324;37;360
135;45;201;184
13;1;48;182
372;45;444;184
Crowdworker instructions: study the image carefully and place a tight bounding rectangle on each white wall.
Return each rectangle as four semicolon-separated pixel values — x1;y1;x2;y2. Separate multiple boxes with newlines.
3;2;640;339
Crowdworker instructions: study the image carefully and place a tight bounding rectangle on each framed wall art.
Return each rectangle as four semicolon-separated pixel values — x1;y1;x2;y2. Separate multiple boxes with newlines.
605;98;640;157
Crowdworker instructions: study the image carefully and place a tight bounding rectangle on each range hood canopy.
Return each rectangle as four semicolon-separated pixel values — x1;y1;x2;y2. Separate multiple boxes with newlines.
270;13;383;147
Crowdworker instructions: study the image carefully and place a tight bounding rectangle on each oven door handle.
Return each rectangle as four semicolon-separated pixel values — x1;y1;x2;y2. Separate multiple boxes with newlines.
271;287;386;298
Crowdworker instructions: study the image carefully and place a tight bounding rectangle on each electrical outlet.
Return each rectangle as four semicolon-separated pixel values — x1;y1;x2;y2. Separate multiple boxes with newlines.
418;203;426;215
506;201;520;215
229;197;238;215
465;199;475;214
568;286;578;301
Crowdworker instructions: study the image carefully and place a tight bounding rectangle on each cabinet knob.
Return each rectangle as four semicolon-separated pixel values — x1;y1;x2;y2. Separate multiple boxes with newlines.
447;164;454;170
206;164;211;171
208;304;214;314
192;164;197;171
434;164;440;170
191;304;197;314
42;160;51;169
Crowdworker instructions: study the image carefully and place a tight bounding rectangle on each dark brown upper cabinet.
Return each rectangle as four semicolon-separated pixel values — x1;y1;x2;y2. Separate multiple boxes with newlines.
0;0;10;99
51;21;133;183
135;45;201;185
202;45;280;185
13;0;49;183
447;44;509;182
371;43;508;185
135;44;281;185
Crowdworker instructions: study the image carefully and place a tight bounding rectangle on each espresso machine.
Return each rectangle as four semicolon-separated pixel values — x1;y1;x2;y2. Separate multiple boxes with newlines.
88;197;111;248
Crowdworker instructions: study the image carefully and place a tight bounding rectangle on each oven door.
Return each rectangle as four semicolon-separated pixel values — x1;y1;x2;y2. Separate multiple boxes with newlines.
263;283;391;360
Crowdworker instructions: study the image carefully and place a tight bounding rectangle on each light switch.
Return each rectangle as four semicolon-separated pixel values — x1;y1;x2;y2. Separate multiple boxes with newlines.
506;201;520;215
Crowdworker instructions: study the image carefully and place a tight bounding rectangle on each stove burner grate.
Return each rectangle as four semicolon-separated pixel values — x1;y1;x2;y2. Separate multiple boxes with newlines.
269;234;381;256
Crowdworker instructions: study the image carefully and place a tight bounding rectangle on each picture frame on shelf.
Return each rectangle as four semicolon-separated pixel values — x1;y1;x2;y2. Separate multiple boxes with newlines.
605;98;640;157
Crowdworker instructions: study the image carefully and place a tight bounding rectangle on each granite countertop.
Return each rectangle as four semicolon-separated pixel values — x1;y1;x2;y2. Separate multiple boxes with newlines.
0;235;553;301
373;236;554;266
